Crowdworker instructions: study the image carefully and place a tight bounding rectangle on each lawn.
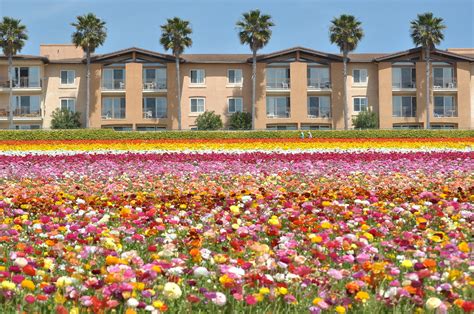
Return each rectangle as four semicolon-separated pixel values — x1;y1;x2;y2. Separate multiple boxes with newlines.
0;134;472;313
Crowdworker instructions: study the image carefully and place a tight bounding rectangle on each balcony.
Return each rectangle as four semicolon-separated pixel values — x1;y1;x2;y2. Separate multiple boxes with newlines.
143;111;167;119
143;79;167;92
307;79;331;90
101;79;125;91
0;108;42;120
433;78;457;90
266;78;290;90
0;78;42;91
392;81;416;91
267;112;290;118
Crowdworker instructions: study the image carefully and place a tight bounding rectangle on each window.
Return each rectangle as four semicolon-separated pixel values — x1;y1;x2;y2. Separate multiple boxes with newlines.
431;124;457;129
266;124;297;130
307;67;330;88
190;69;205;84
266;68;290;89
15;124;41;130
392;67;416;89
228;98;243;113
266;97;290;118
353;69;368;85
60;98;76;112
301;124;331;130
143;97;167;118
393;124;422;129
228;69;243;84
307;96;331;118
433;67;455;88
136;126;167;131
102;97;126;119
143;68;167;89
60;70;75;85
434;96;457;117
11;66;40;88
353;97;368;112
13;96;41;116
102;68;125;89
190;98;205;113
392;96;416;117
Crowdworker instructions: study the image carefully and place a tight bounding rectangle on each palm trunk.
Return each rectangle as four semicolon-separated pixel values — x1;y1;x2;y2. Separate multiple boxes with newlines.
342;51;349;130
86;49;91;129
175;56;182;130
425;46;430;129
251;50;257;130
8;53;13;129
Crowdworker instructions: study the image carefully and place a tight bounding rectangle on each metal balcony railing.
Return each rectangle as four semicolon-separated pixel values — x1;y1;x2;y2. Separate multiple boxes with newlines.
392;81;416;89
0;108;42;118
433;78;457;89
102;79;125;90
266;78;290;89
307;79;331;89
143;79;167;90
0;78;42;88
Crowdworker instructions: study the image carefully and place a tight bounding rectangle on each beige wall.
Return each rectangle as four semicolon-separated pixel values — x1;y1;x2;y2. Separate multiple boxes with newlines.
40;44;84;60
42;63;87;128
347;63;379;124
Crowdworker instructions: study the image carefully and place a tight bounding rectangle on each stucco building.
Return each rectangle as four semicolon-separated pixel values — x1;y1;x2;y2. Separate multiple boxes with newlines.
0;44;473;130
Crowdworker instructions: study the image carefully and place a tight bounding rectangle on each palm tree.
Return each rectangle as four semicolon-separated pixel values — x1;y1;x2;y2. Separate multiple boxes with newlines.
329;14;364;130
0;17;28;129
410;12;446;129
160;17;192;131
71;13;107;129
236;9;274;130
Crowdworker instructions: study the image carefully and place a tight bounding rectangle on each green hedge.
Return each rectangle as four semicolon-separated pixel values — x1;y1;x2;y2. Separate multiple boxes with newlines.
0;129;472;141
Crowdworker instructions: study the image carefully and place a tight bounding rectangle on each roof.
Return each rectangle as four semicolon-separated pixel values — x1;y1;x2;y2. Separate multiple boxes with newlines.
91;47;176;62
346;53;389;62
374;47;474;62
0;54;49;63
49;58;84;64
256;46;343;62
182;54;251;63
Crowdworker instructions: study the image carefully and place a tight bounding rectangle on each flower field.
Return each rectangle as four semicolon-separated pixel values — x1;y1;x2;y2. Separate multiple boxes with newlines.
0;137;473;313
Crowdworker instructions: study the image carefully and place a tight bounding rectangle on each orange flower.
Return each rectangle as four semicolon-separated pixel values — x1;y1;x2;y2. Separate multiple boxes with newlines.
345;281;360;294
423;259;437;269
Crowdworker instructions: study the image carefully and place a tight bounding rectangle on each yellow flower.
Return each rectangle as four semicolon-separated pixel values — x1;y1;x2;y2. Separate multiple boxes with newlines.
163;282;182;300
21;279;35;291
230;205;240;215
54;293;66;304
335;306;346;314
153;300;164;308
321;221;332;229
277;287;288;295
312;297;323;305
309;234;322;243
254;293;264;302
268;216;280;226
70;307;79;314
1;281;16;290
322;201;332;207
259;287;270;295
458;242;469;253
56;276;73;288
355;291;370;302
401;260;413;268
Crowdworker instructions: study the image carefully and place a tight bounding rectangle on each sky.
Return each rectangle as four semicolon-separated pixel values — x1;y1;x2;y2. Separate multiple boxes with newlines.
0;0;473;56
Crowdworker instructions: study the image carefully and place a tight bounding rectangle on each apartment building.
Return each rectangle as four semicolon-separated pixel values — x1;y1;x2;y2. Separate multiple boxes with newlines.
0;44;472;130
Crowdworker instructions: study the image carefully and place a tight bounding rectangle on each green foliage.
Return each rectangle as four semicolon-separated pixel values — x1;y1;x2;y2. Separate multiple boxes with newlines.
50;108;82;129
0;129;472;141
160;17;193;56
229;112;252;130
329;14;364;53
71;13;107;54
352;110;378;129
410;12;446;49
236;9;274;51
195;111;223;130
0;17;28;56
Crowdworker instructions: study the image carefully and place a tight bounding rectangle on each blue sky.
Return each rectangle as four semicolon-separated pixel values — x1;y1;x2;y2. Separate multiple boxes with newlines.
1;0;473;56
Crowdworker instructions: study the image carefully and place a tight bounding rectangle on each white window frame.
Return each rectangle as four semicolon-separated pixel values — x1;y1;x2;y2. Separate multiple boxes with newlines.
434;95;457;117
60;70;76;86
190;97;205;114
143;97;167;118
307;96;331;118
228;97;243;113
227;69;243;85
353;97;368;112
60;98;76;112
392;96;417;117
190;69;205;85
352;69;368;85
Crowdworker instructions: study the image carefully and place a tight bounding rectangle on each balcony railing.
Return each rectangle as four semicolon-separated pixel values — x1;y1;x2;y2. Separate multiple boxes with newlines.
308;112;331;118
267;112;290;118
143;111;167;119
307;79;331;89
433;78;457;89
0;108;42;118
266;79;290;89
0;78;42;88
143;79;167;90
392;81;416;89
102;79;125;90
434;109;458;118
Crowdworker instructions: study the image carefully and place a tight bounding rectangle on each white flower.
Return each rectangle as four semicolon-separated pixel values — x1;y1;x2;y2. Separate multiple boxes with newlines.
193;267;209;277
127;298;139;308
212;292;227;306
163;282;182;300
425;297;442;310
14;257;28;267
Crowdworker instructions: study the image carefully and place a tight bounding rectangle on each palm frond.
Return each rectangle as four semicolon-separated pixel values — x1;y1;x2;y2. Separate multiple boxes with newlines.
0;17;28;56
